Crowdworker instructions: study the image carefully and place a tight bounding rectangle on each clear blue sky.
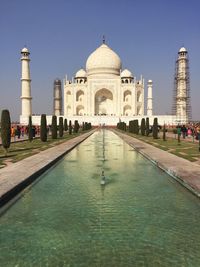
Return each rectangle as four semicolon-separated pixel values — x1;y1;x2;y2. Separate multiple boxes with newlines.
0;0;200;121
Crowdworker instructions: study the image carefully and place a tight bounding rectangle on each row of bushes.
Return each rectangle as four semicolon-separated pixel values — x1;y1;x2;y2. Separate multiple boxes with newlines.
0;110;92;154
117;117;160;139
32;115;92;142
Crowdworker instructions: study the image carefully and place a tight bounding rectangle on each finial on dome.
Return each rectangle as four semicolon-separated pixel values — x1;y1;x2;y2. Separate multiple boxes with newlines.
103;35;105;44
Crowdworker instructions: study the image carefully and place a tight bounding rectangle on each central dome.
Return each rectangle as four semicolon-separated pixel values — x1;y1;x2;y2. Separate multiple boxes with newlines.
86;44;122;76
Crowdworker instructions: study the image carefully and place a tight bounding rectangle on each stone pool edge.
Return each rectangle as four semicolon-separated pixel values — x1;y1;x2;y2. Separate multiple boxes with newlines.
0;130;96;207
113;130;200;198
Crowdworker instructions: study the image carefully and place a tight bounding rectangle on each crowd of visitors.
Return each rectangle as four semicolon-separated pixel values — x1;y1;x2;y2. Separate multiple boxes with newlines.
10;125;40;141
175;123;200;140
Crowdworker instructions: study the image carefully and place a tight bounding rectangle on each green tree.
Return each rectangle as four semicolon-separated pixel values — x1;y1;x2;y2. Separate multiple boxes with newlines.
82;122;85;131
51;115;57;139
129;120;134;133
163;124;166;141
59;117;64;137
141;118;146;136
40;114;47;142
1;109;11;155
64;118;68;131
28;116;33;142
153;117;158;139
69;120;72;135
146;117;150;136
74;120;79;133
135;120;139;134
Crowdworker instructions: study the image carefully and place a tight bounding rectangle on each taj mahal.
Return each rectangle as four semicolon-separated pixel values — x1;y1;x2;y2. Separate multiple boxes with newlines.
20;40;189;126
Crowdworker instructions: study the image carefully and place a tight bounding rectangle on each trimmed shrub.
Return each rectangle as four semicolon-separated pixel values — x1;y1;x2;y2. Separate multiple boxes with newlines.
28;116;33;142
141;118;145;136
59;117;64;137
1;109;11;154
153;117;158;139
51;115;57;139
40;114;47;142
146;117;150;136
163;124;166;141
74;120;79;133
82;122;85;131
135;120;139;134
69;120;72;135
64;119;68;131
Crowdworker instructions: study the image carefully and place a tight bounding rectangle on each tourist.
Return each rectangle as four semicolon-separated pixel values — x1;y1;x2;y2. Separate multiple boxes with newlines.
181;125;187;139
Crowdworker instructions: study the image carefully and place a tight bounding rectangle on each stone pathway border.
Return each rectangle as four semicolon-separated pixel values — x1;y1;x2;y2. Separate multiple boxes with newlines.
0;130;96;207
114;130;200;198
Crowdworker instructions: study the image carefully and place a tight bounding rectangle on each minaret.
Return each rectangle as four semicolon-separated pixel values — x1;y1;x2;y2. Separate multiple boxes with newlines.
20;47;32;118
173;47;191;123
147;80;153;116
53;79;62;116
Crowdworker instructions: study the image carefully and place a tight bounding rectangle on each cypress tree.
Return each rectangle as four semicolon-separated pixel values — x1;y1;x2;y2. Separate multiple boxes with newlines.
82;122;85;131
64;118;68;131
128;121;131;132
73;120;78;133
153;117;158;139
28;116;33;142
1;109;11;155
163;124;166;141
129;120;134;133
59;117;64;137
40;114;47;142
133;120;136;134
135;120;139;134
51;115;57;139
141;118;145;136
146;117;150;136
69;120;72;135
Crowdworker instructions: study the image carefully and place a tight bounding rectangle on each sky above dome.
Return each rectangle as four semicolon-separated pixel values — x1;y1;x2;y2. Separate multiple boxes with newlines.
0;0;200;121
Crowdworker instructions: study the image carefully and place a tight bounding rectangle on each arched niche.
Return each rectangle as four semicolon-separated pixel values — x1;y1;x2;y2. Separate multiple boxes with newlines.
137;91;142;102
76;105;84;115
124;90;131;102
95;88;113;115
76;90;84;102
123;105;132;116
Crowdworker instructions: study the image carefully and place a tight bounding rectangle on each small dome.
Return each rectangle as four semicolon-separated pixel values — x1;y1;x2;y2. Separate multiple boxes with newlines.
121;69;133;78
179;47;187;53
148;79;152;83
21;47;29;53
75;68;87;78
86;43;122;76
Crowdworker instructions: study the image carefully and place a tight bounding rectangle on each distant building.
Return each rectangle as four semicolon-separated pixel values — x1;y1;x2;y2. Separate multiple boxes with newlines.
64;41;144;117
20;43;187;126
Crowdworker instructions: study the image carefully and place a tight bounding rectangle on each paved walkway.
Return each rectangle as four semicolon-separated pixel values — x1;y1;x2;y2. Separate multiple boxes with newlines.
0;130;95;207
114;130;200;198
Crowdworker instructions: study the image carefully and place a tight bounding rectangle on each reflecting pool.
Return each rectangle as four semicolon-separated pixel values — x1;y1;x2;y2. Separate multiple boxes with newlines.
1;130;200;266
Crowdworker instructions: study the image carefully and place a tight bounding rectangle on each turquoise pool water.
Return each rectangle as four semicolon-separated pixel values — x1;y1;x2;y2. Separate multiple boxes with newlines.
0;130;200;266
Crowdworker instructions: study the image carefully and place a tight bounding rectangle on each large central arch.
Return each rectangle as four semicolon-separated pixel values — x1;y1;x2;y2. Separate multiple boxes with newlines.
95;89;113;115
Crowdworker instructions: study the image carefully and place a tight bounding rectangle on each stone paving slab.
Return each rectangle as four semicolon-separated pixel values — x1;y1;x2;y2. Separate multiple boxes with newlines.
114;130;200;197
0;130;95;207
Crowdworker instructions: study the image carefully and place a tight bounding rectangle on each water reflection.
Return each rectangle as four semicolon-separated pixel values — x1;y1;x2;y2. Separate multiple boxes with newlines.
1;129;200;266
